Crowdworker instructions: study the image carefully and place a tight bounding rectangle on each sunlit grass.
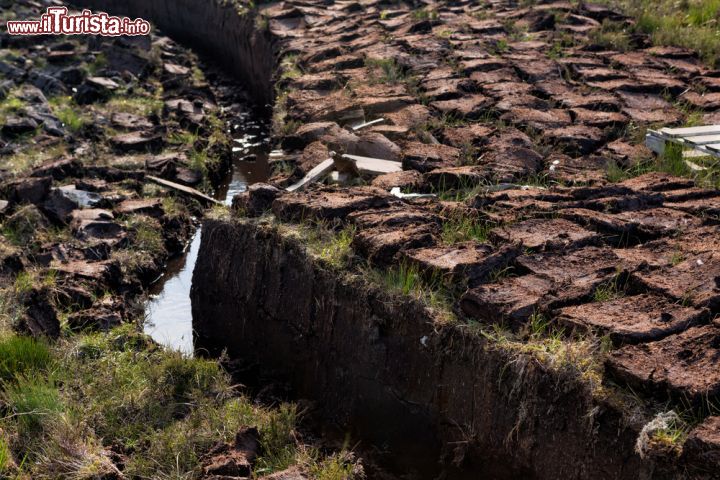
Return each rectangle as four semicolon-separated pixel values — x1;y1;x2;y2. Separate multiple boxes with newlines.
599;0;720;65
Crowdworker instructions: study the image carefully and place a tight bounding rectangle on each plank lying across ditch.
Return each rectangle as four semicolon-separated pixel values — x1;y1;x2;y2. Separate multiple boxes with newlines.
646;125;720;158
146;175;222;205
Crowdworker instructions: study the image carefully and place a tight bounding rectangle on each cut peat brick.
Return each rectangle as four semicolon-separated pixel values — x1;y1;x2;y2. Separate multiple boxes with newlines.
556;294;707;345
460;275;554;330
53;260;121;288
272;187;393;222
664;196;720;217
611;207;703;238
424;166;487;190
352;224;437;266
347;206;439;230
618;172;696;192
683;416;720;472
401;142;461;173
612;240;679;270
558;208;636;237
516;246;622;304
404;242;519;287
632;253;720;310
607;325;720;404
490;218;599;250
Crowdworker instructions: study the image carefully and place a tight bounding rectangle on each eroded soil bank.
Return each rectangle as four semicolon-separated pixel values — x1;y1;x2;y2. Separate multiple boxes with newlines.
191;218;693;480
72;0;276;106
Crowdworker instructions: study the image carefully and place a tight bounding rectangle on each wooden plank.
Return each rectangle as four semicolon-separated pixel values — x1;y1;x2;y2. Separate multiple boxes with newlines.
341;154;403;174
683;148;713;158
146;175;222;205
660;125;720;138
683;134;720;146
352;118;385;131
390;187;436;199
286;158;334;192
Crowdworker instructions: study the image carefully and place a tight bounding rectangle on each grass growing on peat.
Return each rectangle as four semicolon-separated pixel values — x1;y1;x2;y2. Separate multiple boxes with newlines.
49;96;88;134
441;213;493;244
598;0;720;66
0;335;52;383
0;321;360;479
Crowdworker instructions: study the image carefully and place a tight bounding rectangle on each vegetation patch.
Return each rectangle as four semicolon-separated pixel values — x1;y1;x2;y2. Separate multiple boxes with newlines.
599;0;720;65
410;8;438;21
0;335;52;383
104;95;164;117
0;322;360;479
441;213;492;244
0;143;68;175
365;58;407;84
49;96;88;134
362;261;457;324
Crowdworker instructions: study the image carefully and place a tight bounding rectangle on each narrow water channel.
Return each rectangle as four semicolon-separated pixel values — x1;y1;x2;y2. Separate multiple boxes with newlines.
143;112;270;353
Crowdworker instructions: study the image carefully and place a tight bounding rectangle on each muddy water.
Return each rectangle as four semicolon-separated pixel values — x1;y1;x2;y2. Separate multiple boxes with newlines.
143;114;270;353
217;113;272;204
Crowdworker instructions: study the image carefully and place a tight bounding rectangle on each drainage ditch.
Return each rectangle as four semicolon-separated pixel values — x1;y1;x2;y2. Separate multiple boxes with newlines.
144;112;270;353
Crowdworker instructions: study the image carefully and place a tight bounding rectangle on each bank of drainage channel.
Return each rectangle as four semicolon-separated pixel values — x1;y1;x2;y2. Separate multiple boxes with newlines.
143;113;270;354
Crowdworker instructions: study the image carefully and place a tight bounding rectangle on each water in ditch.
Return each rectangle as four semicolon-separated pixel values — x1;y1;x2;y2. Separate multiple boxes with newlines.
143;113;270;354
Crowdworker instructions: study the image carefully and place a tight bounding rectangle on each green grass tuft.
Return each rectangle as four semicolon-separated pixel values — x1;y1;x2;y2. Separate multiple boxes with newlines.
381;261;423;296
0;335;52;384
4;375;63;436
3;205;47;246
441;214;492;244
105;96;163;117
410;9;438;21
365;58;407;84
658;142;691;177
125;215;166;255
255;403;298;475
0;434;10;473
593;272;627;302
49;96;87;133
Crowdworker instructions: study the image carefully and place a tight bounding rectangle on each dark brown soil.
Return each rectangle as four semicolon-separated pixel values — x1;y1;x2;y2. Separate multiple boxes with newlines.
61;0;720;477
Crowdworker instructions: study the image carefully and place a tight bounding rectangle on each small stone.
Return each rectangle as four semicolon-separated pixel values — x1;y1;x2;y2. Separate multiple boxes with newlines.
1;116;39;137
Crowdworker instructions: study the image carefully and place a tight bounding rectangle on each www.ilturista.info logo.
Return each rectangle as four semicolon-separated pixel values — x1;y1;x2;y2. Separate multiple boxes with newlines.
6;7;151;36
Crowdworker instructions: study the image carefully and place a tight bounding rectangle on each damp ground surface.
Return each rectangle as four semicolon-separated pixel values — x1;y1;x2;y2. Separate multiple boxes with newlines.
0;1;361;478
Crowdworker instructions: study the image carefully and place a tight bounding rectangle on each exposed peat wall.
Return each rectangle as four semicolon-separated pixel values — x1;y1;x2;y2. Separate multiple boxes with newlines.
191;219;682;480
71;0;276;106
